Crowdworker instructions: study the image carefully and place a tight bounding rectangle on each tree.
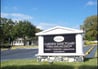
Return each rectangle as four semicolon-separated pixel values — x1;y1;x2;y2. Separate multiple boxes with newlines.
81;15;98;40
15;20;36;46
0;17;42;46
0;17;17;47
1;18;15;42
0;18;4;44
0;17;8;43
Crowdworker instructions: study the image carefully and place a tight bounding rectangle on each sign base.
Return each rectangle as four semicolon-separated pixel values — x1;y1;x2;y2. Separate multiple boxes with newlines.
36;54;84;62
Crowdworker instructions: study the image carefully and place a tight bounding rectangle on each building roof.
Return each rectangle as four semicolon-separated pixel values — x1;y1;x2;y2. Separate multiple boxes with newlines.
36;26;83;36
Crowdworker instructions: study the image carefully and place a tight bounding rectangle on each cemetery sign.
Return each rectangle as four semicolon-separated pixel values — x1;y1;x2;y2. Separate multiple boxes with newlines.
36;26;84;62
44;34;76;53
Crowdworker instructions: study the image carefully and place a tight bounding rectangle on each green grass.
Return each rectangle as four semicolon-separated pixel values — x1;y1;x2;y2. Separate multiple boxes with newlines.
84;41;97;45
1;58;98;69
11;45;38;49
94;48;98;57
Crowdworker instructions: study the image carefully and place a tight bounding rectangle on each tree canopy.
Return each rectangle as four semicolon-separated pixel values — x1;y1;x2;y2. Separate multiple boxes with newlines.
0;17;41;45
81;15;98;40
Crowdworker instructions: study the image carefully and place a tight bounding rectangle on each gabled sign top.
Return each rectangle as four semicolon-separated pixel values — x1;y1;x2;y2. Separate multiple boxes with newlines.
36;26;83;35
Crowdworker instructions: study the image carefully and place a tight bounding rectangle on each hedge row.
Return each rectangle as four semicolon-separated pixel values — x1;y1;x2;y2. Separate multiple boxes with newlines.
84;41;97;45
0;44;12;48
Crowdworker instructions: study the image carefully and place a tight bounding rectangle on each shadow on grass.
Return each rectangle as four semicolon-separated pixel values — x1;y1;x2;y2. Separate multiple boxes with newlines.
79;65;98;69
1;65;97;69
84;57;98;62
84;58;92;62
1;65;73;69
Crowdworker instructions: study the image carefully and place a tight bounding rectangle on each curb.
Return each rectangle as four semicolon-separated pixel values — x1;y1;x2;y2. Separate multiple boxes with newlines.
1;47;38;51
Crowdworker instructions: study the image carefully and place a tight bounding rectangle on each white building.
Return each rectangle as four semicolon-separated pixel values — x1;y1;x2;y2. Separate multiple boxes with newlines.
36;26;84;62
12;38;36;46
12;38;24;46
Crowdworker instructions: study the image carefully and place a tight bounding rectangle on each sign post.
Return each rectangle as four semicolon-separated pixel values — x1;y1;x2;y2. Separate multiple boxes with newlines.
36;26;84;62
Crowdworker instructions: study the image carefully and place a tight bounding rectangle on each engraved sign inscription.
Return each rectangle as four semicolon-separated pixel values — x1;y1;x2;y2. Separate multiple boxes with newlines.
44;34;76;53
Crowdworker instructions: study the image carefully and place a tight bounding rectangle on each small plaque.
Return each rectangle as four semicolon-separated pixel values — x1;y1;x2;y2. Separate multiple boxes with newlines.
53;36;64;42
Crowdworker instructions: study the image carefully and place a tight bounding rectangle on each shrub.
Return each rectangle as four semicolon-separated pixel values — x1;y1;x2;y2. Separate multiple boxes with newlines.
84;41;97;45
0;43;12;48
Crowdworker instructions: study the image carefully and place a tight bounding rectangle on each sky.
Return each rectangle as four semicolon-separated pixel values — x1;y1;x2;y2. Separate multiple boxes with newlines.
1;0;97;30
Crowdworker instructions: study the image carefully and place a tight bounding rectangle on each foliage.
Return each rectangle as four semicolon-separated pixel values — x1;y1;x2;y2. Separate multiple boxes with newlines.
1;58;98;69
84;41;97;45
0;43;12;48
81;15;98;40
0;17;15;44
14;21;36;45
0;17;41;46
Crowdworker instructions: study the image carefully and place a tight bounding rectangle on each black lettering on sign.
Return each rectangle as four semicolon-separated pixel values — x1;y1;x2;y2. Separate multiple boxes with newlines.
44;34;76;53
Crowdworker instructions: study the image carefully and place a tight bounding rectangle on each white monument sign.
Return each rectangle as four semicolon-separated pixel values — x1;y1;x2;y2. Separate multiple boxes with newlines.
36;26;84;62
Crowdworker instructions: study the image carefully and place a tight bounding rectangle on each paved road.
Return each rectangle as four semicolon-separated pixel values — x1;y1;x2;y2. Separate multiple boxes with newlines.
1;46;97;61
85;46;97;58
83;46;92;53
1;49;38;61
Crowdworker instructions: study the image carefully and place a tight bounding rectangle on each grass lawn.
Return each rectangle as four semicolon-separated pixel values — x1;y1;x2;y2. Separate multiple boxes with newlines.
1;57;98;69
94;48;98;57
11;45;38;49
